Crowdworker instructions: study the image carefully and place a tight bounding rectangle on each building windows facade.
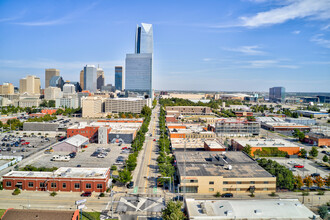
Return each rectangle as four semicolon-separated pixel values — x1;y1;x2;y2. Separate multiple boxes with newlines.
28;182;34;187
74;183;80;189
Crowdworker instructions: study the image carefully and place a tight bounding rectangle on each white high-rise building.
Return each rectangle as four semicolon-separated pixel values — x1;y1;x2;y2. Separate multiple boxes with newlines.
44;87;63;100
63;84;76;94
83;65;97;92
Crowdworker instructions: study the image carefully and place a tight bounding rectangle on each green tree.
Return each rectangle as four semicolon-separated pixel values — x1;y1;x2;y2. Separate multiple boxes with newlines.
118;169;132;185
299;148;307;157
294;175;304;189
242;145;252;157
318;205;329;219
141;105;152;117
309;147;318;158
161;201;185;220
322;155;329;163
293;129;305;141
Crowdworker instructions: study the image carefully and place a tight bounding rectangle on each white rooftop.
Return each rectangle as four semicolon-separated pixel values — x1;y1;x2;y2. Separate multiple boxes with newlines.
186;199;318;219
233;138;300;148
64;134;89;147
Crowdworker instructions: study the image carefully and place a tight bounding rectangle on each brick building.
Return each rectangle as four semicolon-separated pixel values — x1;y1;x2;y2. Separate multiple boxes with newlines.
304;133;330;147
2;167;111;193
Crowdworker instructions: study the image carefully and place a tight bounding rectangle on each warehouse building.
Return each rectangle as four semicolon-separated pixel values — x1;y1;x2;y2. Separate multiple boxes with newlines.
165;106;212;117
285;118;316;126
304;133;330;147
185;199;318;220
257;117;310;132
175;151;276;194
296;110;328;119
23;122;59;132
232;139;301;156
52;135;89;152
2;167;111;192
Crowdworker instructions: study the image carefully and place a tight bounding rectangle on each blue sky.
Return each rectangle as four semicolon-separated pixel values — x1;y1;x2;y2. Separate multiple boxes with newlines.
0;0;329;92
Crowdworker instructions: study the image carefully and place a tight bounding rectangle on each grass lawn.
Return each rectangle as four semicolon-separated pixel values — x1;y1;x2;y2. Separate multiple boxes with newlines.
0;209;7;218
81;212;100;220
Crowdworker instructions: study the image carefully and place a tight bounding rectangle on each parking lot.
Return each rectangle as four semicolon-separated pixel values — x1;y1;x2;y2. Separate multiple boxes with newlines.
269;157;329;178
0;133;56;159
25;142;131;169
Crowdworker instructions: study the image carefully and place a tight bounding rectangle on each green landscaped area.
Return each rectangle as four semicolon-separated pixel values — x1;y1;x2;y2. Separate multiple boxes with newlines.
0;209;7;218
81;211;115;220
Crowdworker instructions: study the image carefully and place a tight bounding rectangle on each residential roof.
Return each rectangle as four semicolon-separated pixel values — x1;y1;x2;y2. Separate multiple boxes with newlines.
1;209;77;220
185;199;318;219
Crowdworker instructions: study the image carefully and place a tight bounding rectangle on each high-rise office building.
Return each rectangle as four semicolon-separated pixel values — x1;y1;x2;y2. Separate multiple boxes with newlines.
96;67;105;90
63;84;76;94
19;75;41;95
0;83;14;95
125;23;153;98
49;76;64;91
269;87;286;103
125;53;152;98
80;70;84;90
115;66;124;91
45;69;60;88
135;23;153;54
84;65;97;93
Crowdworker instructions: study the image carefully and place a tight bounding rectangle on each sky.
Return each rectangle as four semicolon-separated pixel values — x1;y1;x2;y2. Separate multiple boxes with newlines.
0;0;329;92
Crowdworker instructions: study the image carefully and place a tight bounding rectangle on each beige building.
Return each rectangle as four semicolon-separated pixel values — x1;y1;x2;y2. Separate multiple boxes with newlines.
175;151;276;194
18;97;41;108
104;98;152;114
96;67;105;90
44;87;63;100
166;106;212;116
19;75;41;95
0;83;14;95
80;70;84;90
82;96;104;118
45;69;60;88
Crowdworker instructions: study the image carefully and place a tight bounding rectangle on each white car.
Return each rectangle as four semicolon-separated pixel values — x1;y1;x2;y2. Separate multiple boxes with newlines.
288;161;296;164
121;150;130;154
113;161;124;165
97;154;105;158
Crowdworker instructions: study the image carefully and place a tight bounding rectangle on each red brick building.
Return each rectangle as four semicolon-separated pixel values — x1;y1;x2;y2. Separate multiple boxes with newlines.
67;126;102;143
41;109;57;115
2;167;111;193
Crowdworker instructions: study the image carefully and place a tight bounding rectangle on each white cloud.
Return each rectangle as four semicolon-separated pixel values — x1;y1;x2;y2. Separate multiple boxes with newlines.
311;34;330;48
292;30;301;34
321;24;330;30
240;0;330;27
223;45;265;55
242;59;300;68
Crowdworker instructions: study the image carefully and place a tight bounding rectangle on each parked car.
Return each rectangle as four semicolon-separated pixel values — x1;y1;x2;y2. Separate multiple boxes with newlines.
122;147;128;150
288;161;296;164
114;161;123;165
294;165;304;168
81;192;92;197
153;139;156;141
97;154;105;158
221;193;233;198
289;168;296;171
77;165;81;167
311;173;320;177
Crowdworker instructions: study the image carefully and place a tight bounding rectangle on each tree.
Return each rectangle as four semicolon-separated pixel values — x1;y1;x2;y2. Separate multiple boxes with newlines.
242;145;252;157
326;174;330;187
293;129;305;141
118;169;132;185
304;176;313;188
299;149;307;157
141;105;151;117
322;155;329;163
294;175;303;189
309;147;318;158
161;201;185;220
314;176;325;188
318;205;329;219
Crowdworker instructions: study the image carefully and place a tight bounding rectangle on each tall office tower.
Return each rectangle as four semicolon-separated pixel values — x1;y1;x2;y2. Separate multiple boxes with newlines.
269;87;286;103
0;83;14;95
45;69;60;88
80;70;84;90
49;76;64;90
84;65;97;93
96;66;105;90
135;23;153;54
115;66;124;91
125;53;152;98
126;23;153;98
19;75;41;95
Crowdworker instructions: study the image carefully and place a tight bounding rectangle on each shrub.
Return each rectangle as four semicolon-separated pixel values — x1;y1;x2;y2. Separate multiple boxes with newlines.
99;192;105;197
214;192;221;197
50;191;57;197
110;165;117;171
12;188;21;195
269;192;278;197
317;190;325;195
106;188;111;193
302;191;309;196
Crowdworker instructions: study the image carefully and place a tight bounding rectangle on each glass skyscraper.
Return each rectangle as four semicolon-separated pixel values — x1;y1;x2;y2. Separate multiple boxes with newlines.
84;65;97;92
126;23;153;98
269;87;286;103
115;66;124;91
135;23;153;54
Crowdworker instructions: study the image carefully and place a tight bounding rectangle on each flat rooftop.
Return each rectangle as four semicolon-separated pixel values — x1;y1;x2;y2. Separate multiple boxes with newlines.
4;167;109;179
186;199;317;219
1;209;76;220
233;138;300;148
175;151;273;178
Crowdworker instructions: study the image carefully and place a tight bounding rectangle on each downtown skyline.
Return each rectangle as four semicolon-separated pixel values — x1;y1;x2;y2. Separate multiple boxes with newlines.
0;0;330;92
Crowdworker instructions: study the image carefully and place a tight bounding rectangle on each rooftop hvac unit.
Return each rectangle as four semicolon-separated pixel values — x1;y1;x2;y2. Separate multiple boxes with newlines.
255;209;262;214
224;165;232;170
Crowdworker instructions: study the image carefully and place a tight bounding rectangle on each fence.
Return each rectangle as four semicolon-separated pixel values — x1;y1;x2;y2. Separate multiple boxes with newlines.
0;156;22;171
